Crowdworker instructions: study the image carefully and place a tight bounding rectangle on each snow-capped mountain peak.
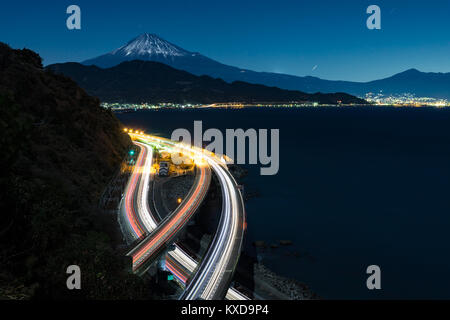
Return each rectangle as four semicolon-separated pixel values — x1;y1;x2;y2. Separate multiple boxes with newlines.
111;33;190;58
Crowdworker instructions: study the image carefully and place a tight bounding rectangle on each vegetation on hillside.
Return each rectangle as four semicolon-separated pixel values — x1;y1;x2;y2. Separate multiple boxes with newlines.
0;43;150;299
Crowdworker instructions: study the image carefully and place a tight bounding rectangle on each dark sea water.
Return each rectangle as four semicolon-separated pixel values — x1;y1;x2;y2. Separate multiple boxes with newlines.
117;107;450;299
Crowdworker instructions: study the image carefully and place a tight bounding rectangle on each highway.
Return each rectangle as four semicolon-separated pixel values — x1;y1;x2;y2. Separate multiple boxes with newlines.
135;142;158;232
180;153;246;300
121;132;246;299
119;139;244;298
126;139;211;274
119;141;155;242
136;135;246;300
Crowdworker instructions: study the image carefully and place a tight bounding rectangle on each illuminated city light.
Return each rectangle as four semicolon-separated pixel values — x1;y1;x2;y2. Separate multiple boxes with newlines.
364;92;449;107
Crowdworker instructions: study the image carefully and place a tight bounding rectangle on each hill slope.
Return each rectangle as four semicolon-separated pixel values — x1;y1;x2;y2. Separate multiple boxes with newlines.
0;43;149;299
48;60;367;105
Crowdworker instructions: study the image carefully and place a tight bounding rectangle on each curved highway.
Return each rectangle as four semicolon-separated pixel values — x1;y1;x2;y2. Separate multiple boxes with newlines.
127;138;211;274
119;141;154;242
121;133;246;299
180;154;246;300
137;135;246;300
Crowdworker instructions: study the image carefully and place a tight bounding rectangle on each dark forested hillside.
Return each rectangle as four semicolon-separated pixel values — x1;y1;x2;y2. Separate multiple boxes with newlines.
48;60;368;105
0;43;149;299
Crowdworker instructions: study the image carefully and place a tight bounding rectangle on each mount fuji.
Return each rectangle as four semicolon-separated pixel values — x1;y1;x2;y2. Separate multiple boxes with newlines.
81;33;450;99
82;33;235;78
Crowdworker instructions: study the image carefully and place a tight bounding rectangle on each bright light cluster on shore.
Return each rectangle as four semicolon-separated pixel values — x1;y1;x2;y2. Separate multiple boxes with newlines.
104;94;450;110
364;92;449;107
102;102;204;111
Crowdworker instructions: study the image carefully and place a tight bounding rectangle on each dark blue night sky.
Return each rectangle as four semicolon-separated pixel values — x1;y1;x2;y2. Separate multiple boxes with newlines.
0;0;449;81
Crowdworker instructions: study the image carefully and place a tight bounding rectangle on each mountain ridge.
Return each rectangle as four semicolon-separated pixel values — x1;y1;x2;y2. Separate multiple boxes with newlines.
48;60;367;105
80;33;450;99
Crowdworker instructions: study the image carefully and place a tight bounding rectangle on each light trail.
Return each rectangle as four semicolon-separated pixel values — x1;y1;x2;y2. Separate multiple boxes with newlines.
120;142;148;240
126;135;211;273
121;133;246;300
132;134;246;300
180;158;245;300
129;164;210;271
134;142;157;231
165;245;249;300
